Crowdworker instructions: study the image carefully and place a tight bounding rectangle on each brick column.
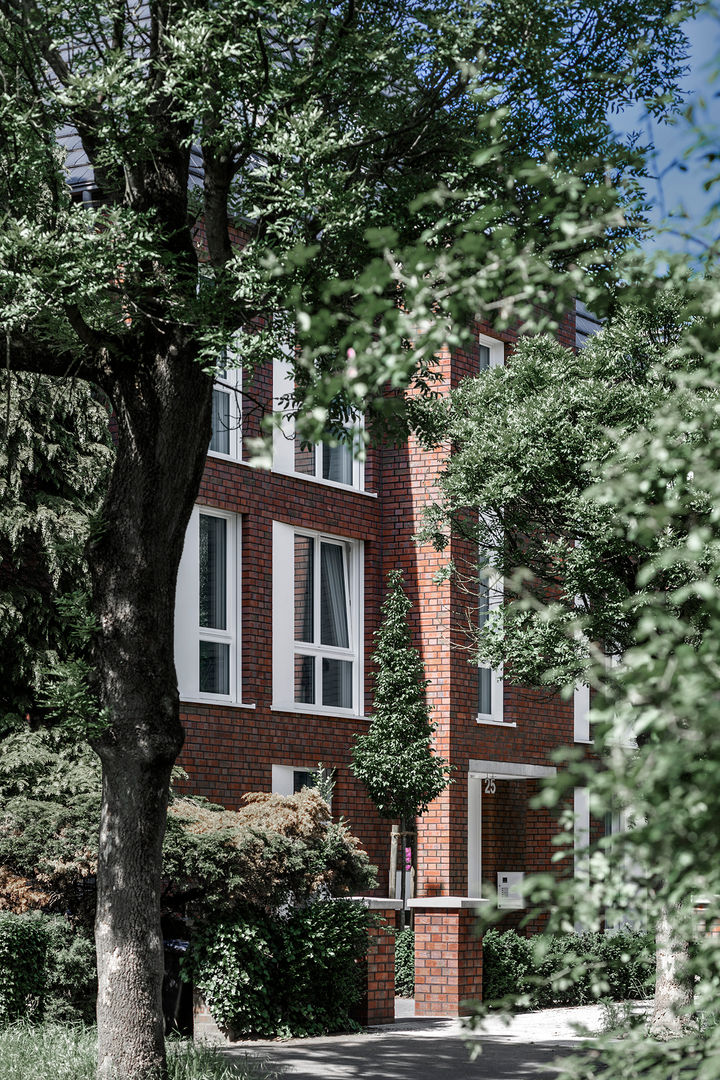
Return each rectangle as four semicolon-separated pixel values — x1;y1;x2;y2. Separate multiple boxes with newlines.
409;897;489;1017
193;990;232;1044
351;897;402;1026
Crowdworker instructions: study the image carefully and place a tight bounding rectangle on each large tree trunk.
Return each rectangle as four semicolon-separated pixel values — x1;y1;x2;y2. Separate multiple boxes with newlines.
90;345;213;1080
648;904;694;1040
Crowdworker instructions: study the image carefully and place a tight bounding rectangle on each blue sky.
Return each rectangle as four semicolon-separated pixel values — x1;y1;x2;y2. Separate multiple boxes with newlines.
614;6;720;256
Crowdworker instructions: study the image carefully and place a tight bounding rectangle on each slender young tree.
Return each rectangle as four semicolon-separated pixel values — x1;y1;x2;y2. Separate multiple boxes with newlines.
352;570;451;922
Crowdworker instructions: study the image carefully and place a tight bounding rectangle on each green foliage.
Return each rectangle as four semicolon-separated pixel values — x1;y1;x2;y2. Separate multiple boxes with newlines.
0;374;111;724
42;916;97;1024
482;928;655;1009
394;926;415;998
0;912;47;1021
0;912;96;1024
188;900;370;1038
0;1024;275;1080
417;292;699;688
352;570;451;822
164;789;377;916
0;781;375;921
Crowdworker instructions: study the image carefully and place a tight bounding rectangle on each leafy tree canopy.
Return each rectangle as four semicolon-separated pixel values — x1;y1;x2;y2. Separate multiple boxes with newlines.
416;286;712;689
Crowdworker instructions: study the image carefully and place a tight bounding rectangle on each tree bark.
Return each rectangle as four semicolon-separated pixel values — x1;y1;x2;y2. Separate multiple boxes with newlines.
90;344;213;1080
647;904;694;1040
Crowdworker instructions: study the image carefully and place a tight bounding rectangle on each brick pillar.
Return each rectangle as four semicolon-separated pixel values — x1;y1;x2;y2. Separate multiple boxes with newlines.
351;898;402;1026
193;990;231;1044
409;898;488;1017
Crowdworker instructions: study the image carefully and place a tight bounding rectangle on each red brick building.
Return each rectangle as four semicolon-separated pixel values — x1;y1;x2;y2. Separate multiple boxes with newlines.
173;304;596;1014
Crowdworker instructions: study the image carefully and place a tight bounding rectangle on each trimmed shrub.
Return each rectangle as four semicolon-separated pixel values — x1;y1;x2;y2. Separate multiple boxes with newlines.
188;900;371;1038
0;911;47;1021
43;917;97;1023
394;927;414;997
482;927;655;1009
481;928;533;1003
0;912;97;1025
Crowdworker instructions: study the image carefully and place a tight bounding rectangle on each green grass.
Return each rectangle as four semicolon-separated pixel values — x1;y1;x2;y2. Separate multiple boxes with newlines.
0;1023;278;1080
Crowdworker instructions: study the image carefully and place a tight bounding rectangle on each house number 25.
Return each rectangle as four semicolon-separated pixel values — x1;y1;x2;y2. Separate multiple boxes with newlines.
484;777;496;795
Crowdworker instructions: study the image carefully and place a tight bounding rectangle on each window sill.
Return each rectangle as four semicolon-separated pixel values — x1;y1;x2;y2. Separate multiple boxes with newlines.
574;738;593;745
180;697;256;710
273;468;377;498
476;716;516;728
271;703;369;721
207;452;251;467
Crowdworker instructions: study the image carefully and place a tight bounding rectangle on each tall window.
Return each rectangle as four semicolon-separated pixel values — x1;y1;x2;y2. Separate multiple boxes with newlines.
272;358;364;489
175;507;240;701
476;333;505;721
273;522;362;714
477;559;504;723
209;362;242;461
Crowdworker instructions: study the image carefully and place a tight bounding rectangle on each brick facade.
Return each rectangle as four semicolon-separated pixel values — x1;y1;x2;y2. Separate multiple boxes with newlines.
177;304;594;1014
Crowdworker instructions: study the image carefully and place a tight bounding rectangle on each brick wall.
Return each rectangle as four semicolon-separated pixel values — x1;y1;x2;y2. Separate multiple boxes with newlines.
178;307;593;931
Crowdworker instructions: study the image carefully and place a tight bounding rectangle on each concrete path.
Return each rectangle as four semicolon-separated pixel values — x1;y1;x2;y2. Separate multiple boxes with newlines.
220;1002;607;1080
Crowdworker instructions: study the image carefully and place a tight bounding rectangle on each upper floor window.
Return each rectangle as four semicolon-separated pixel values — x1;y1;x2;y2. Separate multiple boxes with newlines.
478;333;504;372
209;360;242;462
175;506;241;702
477;558;504;725
272;522;363;715
272;357;364;490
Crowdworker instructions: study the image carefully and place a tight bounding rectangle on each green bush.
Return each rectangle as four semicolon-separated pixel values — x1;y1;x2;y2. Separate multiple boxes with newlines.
43;917;97;1023
394;927;414;997
0;912;97;1025
481;928;533;1003
188;900;371;1038
0;911;48;1021
482;927;655;1009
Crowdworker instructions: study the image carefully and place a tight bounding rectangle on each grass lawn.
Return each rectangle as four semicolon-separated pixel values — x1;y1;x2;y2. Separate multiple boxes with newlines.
0;1023;278;1080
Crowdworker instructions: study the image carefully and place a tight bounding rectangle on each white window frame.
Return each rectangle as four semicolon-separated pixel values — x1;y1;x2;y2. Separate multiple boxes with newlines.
478;332;504;371
175;506;241;704
476;565;505;725
272;356;365;491
208;362;243;463
272;521;363;717
574;683;591;742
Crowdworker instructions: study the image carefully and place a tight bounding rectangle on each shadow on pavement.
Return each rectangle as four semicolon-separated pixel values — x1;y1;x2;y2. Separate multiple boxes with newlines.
223;1036;581;1079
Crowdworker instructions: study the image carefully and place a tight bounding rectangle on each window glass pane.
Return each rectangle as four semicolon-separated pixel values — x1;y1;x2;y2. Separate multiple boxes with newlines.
294;654;315;703
199;641;230;694
320;543;349;648
294;537;314;641
295;441;316;475
478;344;490;371
210;389;231;454
199;515;227;630
322;442;353;485
478;667;492;715
293;770;316;794
322;658;353;709
478;569;490;630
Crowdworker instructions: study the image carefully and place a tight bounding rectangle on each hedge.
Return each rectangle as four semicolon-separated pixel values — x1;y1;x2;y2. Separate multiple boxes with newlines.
0;912;96;1025
482;927;655;1008
394;927;414;997
187;899;372;1038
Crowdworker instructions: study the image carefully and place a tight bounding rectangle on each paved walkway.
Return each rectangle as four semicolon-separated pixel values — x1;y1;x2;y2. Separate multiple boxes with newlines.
220;1001;607;1080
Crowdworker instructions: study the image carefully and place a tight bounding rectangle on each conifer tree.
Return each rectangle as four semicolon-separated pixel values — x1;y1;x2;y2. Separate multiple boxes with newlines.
352;570;451;917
